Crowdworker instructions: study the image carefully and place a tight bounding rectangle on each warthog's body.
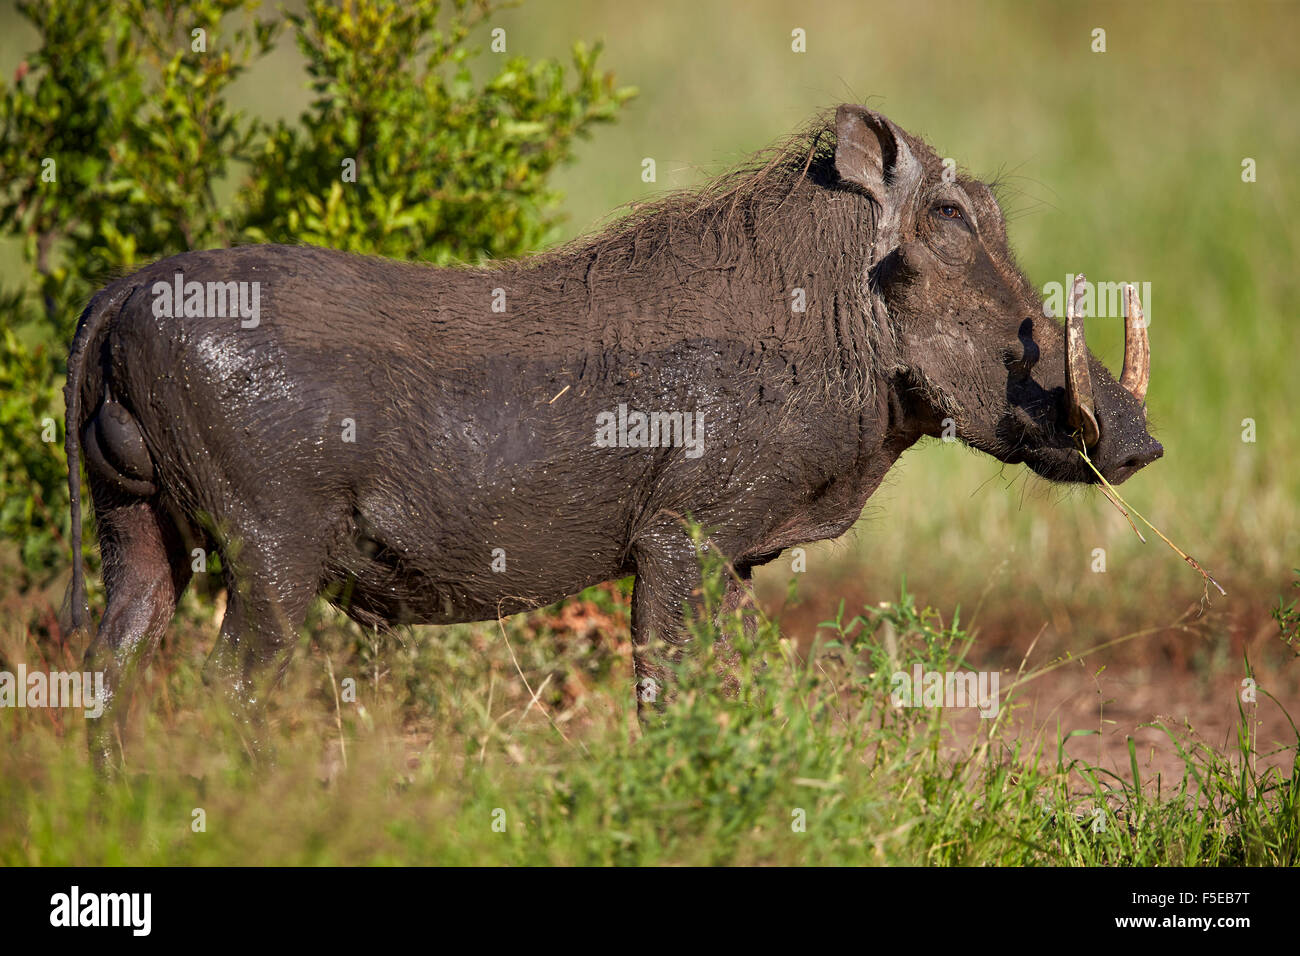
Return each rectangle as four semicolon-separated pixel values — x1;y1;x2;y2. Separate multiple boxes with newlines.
67;105;1161;760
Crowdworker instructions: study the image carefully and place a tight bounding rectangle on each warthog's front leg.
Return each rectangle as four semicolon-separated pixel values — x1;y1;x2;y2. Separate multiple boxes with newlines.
630;525;701;718
630;525;755;718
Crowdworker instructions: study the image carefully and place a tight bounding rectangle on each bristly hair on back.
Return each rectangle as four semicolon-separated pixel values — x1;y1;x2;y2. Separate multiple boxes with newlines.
531;109;842;265
516;110;903;409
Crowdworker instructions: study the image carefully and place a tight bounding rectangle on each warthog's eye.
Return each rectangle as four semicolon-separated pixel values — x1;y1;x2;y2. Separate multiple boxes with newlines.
936;203;965;222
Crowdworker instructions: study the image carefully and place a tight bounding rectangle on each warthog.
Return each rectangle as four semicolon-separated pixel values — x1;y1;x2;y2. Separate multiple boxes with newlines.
66;105;1160;760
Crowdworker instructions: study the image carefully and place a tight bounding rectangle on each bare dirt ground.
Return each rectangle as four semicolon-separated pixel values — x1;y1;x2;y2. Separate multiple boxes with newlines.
771;581;1300;786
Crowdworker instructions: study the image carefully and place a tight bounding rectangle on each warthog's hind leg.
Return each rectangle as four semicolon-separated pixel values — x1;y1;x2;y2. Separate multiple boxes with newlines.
82;494;192;771
202;533;321;760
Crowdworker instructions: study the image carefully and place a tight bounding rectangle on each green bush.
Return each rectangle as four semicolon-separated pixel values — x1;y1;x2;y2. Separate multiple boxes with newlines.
0;0;634;586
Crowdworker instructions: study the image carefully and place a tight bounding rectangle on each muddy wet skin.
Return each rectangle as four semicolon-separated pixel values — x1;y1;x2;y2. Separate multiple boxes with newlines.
64;104;1161;764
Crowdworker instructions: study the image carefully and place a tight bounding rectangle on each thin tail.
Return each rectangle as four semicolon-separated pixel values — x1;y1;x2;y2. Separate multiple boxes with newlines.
64;284;134;631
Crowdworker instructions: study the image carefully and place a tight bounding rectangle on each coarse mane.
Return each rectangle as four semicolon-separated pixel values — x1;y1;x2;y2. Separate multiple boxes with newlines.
516;110;898;407
542;110;840;262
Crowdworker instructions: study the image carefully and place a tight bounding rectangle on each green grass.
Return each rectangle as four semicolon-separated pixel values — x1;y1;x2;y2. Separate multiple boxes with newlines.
2;554;1295;866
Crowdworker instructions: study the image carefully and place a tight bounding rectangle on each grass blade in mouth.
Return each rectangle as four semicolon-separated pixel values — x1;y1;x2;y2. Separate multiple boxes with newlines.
1077;448;1227;599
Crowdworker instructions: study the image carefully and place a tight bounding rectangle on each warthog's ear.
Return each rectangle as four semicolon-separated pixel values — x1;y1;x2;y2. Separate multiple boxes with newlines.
834;105;922;238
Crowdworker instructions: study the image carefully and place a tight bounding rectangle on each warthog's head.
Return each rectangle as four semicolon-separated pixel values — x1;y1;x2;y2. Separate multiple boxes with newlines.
835;104;1161;485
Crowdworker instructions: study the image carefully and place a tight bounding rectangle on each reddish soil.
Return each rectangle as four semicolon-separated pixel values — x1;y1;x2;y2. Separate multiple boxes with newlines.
768;578;1300;786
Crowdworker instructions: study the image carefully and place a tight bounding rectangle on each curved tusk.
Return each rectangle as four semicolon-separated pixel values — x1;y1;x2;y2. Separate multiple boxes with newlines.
1064;273;1100;448
1119;283;1150;405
